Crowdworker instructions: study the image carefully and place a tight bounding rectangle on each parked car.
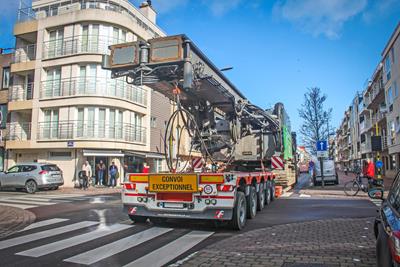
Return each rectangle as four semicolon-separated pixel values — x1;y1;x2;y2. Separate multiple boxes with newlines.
0;163;64;193
313;159;339;185
375;171;400;267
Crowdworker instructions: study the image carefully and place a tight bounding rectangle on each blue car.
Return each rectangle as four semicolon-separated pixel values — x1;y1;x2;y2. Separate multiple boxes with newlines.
375;172;400;267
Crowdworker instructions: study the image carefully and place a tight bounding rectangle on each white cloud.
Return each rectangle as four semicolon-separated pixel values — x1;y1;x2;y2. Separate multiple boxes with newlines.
202;0;242;16
273;0;368;39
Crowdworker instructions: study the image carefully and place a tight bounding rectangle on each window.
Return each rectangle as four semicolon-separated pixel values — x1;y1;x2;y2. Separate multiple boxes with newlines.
41;165;61;171
391;47;395;64
151;117;156;128
43;109;59;139
385;56;391;81
2;67;10;89
388;172;400;212
45;68;61;97
49;151;72;158
7;166;20;173
21;165;37;172
388;87;393;105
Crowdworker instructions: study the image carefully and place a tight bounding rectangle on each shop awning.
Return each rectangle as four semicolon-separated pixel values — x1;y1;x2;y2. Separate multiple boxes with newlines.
145;152;164;159
83;150;124;157
124;151;164;159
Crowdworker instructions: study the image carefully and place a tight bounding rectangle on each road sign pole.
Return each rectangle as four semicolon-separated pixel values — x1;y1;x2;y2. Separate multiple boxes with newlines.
319;157;324;188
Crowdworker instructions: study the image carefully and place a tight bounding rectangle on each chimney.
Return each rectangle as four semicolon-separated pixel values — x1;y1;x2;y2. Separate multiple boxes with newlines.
139;1;156;24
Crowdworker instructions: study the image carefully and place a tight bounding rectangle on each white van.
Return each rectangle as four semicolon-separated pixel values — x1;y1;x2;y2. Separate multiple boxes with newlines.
312;159;338;185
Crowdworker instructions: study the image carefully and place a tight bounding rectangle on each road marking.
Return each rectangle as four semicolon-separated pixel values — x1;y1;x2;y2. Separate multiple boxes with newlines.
28;194;85;199
281;192;293;198
370;199;382;207
20;218;70;232
0;199;55;206
11;197;72;203
0;221;98;250
0;202;38;209
64;227;173;265
123;231;214;267
16;224;132;257
299;194;311;198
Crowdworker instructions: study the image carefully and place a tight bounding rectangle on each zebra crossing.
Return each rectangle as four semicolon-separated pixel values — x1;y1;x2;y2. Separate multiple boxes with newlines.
370;198;383;207
0;218;215;266
0;193;104;209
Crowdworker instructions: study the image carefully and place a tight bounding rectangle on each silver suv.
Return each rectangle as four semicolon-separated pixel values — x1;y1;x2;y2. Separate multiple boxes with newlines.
0;163;64;194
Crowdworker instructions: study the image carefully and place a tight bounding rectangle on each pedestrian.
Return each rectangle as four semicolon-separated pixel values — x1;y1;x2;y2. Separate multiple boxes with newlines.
142;162;150;174
109;161;118;188
81;161;92;190
97;160;106;186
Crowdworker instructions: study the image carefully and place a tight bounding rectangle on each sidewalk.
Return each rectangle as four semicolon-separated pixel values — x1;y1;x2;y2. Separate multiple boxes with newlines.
181;217;376;267
0;206;35;239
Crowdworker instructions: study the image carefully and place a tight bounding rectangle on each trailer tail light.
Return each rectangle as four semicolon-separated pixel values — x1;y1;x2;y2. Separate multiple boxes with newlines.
129;174;148;183
39;170;48;175
389;231;400;263
217;185;234;192
200;175;224;184
123;183;136;190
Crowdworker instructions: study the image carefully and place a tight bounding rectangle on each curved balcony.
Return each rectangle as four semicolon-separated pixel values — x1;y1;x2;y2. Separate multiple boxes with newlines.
37;120;146;144
42;35;125;60
40;77;147;106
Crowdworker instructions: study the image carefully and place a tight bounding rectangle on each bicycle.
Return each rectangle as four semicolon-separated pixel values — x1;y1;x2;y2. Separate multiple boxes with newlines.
343;172;384;199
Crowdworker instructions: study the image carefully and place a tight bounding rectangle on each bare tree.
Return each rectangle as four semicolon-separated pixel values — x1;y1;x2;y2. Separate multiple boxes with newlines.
298;87;332;155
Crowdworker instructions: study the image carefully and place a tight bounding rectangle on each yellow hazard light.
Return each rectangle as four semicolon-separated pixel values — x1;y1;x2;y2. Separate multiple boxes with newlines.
200;175;224;184
129;174;148;183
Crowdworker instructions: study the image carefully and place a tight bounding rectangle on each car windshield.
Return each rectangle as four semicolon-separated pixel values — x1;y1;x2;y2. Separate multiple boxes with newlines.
41;165;60;172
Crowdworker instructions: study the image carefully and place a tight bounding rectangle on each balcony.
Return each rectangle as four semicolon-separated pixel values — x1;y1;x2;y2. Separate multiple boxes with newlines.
13;44;36;63
37;120;146;144
9;83;34;102
371;111;386;125
40;77;147;106
6;122;31;141
360;142;372;154
359;119;372;133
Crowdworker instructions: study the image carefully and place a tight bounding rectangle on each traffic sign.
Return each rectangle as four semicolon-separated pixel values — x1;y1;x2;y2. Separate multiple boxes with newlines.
316;140;328;151
376;160;383;169
316;151;328;158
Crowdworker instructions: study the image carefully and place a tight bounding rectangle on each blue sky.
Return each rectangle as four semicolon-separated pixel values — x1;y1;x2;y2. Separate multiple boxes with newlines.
1;0;400;144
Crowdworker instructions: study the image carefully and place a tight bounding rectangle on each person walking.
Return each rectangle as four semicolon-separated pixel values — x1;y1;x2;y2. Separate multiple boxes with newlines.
109;161;118;188
97;160;106;186
81;161;92;190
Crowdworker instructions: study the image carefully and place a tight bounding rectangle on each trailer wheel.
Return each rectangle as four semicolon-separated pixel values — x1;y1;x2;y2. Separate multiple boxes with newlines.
229;191;247;230
265;181;271;206
246;186;257;219
128;215;148;223
257;183;265;211
270;181;276;201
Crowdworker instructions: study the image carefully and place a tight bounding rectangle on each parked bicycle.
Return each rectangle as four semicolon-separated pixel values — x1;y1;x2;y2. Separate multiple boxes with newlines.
343;172;384;199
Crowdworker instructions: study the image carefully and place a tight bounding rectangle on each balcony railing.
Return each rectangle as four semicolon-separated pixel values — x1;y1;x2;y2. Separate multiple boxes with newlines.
40;77;147;106
42;35;126;59
6;122;31;141
371;112;386;125
9;83;34;101
13;44;36;63
37;120;146;143
360;142;372;154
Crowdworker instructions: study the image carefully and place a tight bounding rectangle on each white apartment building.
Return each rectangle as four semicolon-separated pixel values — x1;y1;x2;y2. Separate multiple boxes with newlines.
8;0;168;186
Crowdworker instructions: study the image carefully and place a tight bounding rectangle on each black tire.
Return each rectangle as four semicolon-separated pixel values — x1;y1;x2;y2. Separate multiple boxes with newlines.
25;180;37;194
128;215;148;223
270;180;276;201
229;191;247;230
335;173;339;185
257;182;265;211
344;180;360;196
52;186;59;190
246;186;257;219
264;181;271;206
376;223;392;267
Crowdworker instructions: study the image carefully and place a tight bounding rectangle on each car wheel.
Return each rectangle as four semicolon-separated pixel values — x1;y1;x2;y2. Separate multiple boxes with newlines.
52;186;59;190
25;180;37;194
376;223;392;267
257;182;265;211
335;173;339;185
270;180;276;201
265;181;271;206
246;186;257;219
229;191;247;230
128;215;148;223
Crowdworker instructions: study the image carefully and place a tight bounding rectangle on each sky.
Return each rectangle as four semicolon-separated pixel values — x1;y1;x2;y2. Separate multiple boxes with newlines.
1;0;400;145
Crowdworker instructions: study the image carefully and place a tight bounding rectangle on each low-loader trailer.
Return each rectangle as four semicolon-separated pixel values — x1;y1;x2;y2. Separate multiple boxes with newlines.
103;35;297;230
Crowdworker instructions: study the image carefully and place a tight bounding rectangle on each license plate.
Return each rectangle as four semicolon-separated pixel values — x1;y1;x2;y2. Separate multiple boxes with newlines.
163;202;184;209
52;174;61;178
149;174;198;193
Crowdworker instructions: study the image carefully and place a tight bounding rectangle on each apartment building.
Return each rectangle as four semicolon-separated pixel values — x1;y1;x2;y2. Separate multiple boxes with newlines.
0;53;12;171
383;22;400;178
336;108;351;170
8;0;168;186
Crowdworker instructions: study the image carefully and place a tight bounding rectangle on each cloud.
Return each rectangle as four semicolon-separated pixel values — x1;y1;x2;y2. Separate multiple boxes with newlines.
201;0;242;16
273;0;368;39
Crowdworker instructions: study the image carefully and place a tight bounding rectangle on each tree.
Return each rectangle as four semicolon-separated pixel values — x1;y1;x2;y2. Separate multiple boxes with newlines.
298;87;333;155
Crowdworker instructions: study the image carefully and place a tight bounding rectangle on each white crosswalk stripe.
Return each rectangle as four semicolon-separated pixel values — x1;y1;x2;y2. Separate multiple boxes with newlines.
0;194;93;209
0;221;98;250
20;218;70;232
16;224;132;257
0;202;38;209
64;227;174;265
370;199;383;207
0;199;56;206
124;231;214;267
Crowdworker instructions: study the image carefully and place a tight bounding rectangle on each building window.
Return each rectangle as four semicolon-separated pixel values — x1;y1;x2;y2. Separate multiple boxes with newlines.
395;81;399;98
2;67;10;89
50;151;72;158
150;117;156;128
388;87;393;106
391;155;397;170
391;47;395;64
385;56;391;81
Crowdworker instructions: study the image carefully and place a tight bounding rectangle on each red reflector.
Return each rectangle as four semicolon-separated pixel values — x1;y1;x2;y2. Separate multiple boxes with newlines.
124;183;136;190
217;185;233;192
157;193;193;202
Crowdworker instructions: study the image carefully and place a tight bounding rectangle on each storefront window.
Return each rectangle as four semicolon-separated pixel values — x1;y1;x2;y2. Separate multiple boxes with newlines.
124;156;144;173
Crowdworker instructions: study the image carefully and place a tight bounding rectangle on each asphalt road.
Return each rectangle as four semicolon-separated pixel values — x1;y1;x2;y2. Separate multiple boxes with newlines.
0;173;378;267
